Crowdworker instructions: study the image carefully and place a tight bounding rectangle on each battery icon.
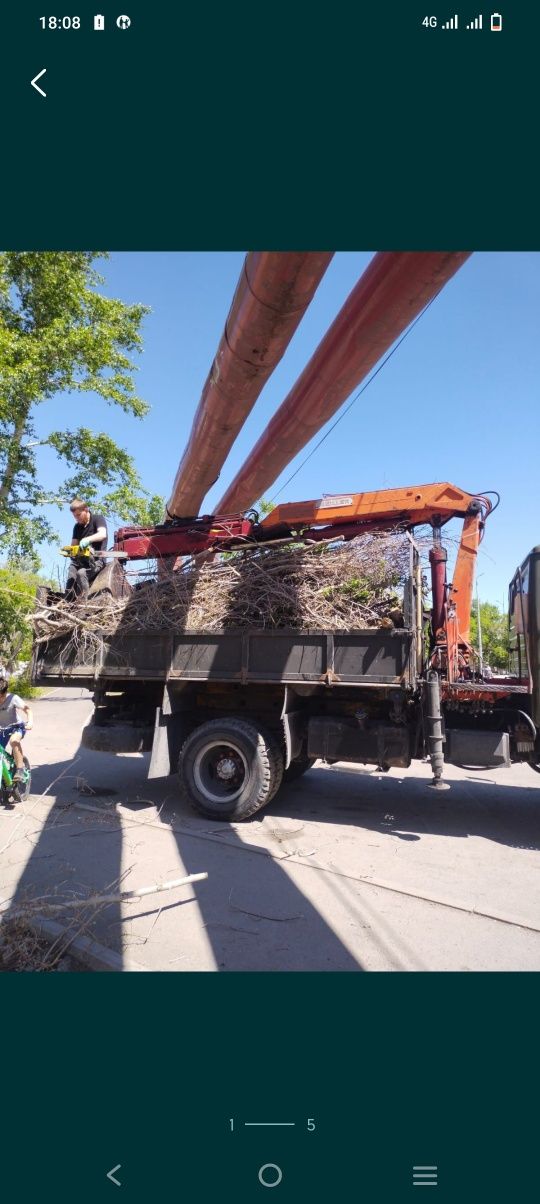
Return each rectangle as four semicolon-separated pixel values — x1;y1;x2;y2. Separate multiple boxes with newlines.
490;12;502;30
94;13;105;29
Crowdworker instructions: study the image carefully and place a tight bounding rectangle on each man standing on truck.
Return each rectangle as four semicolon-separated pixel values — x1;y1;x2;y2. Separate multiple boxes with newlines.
65;498;108;600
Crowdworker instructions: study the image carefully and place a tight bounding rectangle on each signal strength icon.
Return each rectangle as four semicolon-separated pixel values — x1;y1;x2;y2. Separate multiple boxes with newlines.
441;14;458;27
466;13;483;27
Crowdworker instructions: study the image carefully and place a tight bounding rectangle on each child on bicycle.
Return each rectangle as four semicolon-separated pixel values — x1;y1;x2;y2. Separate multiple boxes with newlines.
0;671;33;785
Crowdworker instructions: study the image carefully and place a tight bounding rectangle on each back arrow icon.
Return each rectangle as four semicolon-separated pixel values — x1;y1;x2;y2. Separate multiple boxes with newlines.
107;1165;122;1187
31;69;47;97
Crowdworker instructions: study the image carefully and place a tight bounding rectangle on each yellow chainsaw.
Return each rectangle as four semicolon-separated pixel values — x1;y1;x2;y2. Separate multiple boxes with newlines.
59;544;93;559
59;544;127;561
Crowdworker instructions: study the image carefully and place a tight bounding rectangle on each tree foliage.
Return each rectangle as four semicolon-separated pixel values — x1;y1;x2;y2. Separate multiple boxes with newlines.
0;563;51;668
469;600;510;669
257;497;274;517
0;252;162;565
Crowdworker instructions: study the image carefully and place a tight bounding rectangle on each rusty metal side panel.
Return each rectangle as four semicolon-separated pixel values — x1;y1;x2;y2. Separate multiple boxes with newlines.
34;627;415;688
169;628;414;685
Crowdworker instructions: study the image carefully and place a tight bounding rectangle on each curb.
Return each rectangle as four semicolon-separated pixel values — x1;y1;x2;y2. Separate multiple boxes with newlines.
28;916;149;972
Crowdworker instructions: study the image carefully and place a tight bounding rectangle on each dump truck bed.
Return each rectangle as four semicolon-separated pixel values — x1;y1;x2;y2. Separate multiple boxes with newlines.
33;625;416;690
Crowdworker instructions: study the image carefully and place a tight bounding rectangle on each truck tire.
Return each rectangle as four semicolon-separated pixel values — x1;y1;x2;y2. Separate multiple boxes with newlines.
283;756;316;783
179;718;284;821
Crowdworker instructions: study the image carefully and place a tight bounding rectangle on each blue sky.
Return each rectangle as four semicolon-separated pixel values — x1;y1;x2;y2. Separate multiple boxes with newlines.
35;251;539;605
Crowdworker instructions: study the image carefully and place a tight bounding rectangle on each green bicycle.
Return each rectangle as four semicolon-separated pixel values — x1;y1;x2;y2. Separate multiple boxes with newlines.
0;725;32;806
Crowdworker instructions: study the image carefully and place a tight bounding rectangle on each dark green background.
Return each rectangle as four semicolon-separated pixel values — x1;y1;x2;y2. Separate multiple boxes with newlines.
2;4;539;1200
2;2;538;247
3;973;538;1201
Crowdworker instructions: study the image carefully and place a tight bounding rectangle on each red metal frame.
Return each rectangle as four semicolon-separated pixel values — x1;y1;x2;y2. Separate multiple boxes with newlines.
115;516;255;560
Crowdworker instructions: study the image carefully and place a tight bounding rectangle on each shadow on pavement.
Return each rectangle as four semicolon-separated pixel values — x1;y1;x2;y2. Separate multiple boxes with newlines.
5;738;539;971
1;753;125;962
265;764;540;852
4;750;363;971
153;800;363;971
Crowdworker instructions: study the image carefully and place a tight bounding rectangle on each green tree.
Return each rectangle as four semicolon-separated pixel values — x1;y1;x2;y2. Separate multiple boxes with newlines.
0;252;162;566
0;563;50;666
469;600;510;670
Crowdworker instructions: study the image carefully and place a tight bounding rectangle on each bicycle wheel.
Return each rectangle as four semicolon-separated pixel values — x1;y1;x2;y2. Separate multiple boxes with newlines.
12;756;32;803
13;756;31;804
0;753;11;806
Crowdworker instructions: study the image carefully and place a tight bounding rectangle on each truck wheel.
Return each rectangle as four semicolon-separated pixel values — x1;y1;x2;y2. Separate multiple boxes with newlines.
283;756;316;783
179;718;284;821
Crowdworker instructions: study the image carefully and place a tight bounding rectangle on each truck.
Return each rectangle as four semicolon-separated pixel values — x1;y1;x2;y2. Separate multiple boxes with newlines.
32;483;540;821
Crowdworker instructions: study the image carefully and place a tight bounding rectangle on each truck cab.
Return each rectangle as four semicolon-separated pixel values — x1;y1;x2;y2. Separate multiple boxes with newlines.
508;546;540;735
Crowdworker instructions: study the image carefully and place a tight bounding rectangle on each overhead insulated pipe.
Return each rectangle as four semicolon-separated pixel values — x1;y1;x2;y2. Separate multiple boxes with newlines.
216;252;471;515
166;252;334;519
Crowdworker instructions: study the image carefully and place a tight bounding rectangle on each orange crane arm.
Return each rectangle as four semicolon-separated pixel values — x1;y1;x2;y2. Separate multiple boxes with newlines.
447;512;483;644
260;481;483;533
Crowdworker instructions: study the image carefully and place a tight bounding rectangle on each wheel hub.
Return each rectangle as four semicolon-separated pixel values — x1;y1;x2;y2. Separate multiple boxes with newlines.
192;740;249;805
216;756;239;781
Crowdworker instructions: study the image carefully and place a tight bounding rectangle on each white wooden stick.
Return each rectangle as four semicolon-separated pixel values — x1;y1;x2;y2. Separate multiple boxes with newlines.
2;872;208;919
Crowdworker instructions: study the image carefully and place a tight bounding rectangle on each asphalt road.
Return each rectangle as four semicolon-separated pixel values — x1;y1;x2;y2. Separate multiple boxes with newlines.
1;687;539;971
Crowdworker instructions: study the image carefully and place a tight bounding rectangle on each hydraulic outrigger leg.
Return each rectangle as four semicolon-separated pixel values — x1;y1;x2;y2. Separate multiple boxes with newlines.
426;670;450;791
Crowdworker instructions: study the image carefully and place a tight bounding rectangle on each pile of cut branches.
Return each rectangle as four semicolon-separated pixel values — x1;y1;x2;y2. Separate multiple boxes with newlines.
31;531;411;656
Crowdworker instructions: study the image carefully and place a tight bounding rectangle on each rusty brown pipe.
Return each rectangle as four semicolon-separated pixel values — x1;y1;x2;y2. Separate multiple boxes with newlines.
217;252;471;514
429;544;448;641
166;252;333;518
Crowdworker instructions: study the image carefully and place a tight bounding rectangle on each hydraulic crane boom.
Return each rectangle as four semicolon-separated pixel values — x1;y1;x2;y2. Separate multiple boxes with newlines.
259;482;481;530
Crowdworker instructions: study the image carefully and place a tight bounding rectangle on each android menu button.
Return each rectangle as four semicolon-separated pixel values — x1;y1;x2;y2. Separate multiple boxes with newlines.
413;1165;438;1187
